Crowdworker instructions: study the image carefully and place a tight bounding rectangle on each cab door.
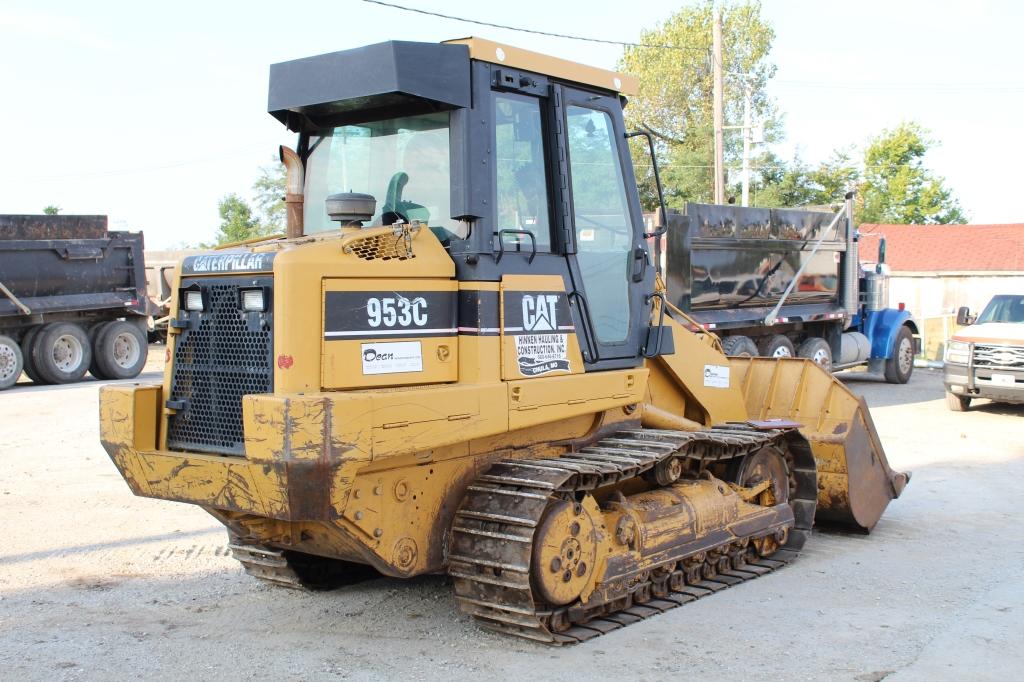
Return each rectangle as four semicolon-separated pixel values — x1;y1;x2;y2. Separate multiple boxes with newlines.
552;85;653;368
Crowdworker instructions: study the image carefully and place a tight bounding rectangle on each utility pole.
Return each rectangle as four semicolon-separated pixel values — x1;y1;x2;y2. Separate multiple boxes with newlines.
741;80;751;207
712;8;725;204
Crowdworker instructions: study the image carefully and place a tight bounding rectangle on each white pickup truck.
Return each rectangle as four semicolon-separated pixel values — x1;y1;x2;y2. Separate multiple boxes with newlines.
944;294;1024;410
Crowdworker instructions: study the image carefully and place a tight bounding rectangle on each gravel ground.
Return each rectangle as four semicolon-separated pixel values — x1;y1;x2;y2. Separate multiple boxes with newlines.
1;355;1022;681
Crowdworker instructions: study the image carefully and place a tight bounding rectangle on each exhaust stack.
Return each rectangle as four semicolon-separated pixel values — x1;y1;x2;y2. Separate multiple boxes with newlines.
280;145;304;239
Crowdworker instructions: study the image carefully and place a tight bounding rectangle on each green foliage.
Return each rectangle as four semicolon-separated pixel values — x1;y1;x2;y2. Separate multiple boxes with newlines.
252;160;287;232
620;1;778;209
858;122;966;224
212;193;270;246
745;150;858;209
622;5;965;223
42;205;61;215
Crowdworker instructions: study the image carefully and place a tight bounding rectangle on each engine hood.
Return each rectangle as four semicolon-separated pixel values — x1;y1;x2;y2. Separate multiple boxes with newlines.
952;322;1024;345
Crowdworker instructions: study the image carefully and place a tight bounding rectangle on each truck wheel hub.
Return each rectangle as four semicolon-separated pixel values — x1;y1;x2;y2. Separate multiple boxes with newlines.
112;332;141;368
53;334;84;371
0;345;16;380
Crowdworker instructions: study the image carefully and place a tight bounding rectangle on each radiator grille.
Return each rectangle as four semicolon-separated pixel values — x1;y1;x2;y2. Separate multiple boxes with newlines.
973;343;1024;370
166;277;273;455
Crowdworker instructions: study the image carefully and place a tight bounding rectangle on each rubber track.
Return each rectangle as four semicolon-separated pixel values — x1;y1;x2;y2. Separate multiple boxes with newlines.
449;424;817;644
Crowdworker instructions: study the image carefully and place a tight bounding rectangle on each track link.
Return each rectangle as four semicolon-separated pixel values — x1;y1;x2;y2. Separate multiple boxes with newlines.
229;542;306;588
449;424;817;644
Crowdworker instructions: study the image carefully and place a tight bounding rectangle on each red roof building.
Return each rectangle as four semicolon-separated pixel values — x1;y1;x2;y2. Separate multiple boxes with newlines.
857;224;1024;273
855;223;1024;360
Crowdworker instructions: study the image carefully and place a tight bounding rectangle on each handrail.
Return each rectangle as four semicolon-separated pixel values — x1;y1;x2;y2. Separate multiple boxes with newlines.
493;229;537;264
567;290;600;363
642;291;667;357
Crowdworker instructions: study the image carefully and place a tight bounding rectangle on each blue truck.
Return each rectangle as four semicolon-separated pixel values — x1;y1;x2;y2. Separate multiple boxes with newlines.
659;194;918;383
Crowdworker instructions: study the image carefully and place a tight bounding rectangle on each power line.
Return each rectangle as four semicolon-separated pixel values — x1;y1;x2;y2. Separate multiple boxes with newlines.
773;80;1024;93
359;0;707;52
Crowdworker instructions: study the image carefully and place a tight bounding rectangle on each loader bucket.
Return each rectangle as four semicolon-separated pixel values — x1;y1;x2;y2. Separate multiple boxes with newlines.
730;358;909;532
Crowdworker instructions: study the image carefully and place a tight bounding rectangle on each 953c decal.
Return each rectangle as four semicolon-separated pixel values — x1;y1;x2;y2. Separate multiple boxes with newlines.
324;290;456;340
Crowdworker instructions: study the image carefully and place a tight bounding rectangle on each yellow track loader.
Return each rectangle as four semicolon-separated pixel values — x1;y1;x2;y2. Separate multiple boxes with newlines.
99;38;908;643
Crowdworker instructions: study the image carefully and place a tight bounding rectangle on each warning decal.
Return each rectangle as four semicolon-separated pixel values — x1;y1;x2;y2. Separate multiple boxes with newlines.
514;334;570;377
703;364;730;388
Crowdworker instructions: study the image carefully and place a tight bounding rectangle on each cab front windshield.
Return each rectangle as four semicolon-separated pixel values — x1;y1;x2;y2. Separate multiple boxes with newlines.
303;111;461;239
976;294;1024;324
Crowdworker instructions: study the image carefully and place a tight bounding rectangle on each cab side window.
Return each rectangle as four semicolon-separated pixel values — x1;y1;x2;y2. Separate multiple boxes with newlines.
494;93;552;251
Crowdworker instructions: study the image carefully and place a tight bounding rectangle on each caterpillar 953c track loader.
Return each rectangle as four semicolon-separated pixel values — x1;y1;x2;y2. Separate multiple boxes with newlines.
99;38;908;644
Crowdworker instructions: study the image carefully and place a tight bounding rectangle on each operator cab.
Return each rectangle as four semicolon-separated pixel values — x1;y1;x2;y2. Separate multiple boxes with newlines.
269;38;664;370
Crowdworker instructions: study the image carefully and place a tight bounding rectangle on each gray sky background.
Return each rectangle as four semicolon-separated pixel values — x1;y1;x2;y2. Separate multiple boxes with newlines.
2;0;1019;247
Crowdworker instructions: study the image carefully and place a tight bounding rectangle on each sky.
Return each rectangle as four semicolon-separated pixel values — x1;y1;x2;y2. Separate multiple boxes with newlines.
1;0;1021;248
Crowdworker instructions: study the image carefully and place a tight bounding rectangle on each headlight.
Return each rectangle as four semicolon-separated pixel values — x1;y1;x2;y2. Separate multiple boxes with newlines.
184;290;204;312
240;288;266;312
945;339;969;364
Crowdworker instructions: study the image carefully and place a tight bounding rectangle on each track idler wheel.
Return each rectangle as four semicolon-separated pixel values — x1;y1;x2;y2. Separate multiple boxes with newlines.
735;445;794;558
531;499;599;606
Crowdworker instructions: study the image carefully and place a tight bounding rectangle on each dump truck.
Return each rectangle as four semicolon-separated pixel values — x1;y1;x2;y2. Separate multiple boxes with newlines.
0;214;153;390
661;202;919;382
99;38;908;644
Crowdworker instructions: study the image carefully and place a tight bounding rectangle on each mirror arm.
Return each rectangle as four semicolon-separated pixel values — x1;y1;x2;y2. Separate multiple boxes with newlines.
626;130;668;239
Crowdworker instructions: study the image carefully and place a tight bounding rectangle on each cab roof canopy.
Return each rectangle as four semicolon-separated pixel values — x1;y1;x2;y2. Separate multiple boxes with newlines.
268;41;471;132
268;37;637;132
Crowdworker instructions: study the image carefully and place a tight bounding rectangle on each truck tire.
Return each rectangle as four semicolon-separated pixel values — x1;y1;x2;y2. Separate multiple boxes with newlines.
758;334;795;358
93;321;148;380
31;322;92;384
884;325;915;384
797;337;832;372
0;334;24;390
945;392;971;412
88;322;115;380
19;326;47;384
720;335;758;357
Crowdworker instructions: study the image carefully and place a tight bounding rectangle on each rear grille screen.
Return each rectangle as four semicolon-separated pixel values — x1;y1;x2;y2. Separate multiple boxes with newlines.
166;277;273;455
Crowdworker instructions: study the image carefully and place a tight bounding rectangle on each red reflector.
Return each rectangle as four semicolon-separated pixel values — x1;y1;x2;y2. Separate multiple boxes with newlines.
898;302;905;311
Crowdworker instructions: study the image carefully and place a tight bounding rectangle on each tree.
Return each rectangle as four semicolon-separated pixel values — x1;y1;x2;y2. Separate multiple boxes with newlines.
619;1;779;209
808;150;860;206
212;193;267;245
252;160;286;232
858;122;965;224
42;205;61;215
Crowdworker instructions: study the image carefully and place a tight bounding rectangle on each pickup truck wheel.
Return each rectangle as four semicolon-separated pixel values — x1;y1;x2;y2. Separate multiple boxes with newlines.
945;392;971;412
721;335;758;357
0;334;24;390
94;321;148;380
758;334;795;358
19;326;47;384
884;325;915;384
797;337;832;372
31;322;92;384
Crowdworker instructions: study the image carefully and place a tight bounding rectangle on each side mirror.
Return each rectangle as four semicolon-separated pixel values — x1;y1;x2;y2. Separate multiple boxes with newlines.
956;306;973;326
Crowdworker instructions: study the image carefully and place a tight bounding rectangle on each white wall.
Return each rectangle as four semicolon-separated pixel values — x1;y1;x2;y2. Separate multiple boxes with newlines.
889;274;1024;318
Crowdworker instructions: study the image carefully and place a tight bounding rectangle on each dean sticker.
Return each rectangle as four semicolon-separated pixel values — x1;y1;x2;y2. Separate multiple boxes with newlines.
515;334;570;377
703;364;730;388
361;341;423;375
